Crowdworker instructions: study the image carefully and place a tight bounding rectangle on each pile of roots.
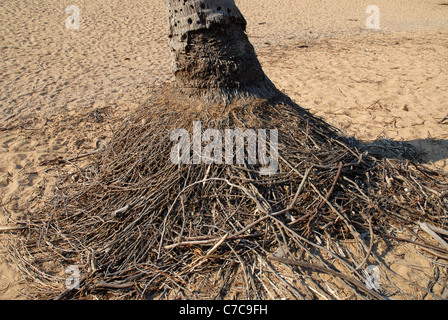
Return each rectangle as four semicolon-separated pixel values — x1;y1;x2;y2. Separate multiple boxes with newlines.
8;88;448;299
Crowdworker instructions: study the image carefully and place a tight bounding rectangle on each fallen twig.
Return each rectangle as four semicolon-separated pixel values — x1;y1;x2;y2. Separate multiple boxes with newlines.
0;226;27;232
39;150;101;166
268;255;386;300
419;222;448;251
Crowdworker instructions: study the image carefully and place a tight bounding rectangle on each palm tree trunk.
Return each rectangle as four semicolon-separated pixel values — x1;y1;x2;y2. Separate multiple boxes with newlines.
165;0;279;103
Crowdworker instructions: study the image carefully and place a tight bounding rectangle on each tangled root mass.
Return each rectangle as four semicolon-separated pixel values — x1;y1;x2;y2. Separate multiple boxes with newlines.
9;88;448;299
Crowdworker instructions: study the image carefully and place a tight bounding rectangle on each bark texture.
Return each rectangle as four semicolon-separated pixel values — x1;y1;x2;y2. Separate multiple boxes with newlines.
165;0;279;102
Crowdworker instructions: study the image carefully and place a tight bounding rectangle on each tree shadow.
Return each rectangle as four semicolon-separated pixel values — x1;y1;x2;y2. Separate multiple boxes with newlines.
277;93;448;170
356;137;448;165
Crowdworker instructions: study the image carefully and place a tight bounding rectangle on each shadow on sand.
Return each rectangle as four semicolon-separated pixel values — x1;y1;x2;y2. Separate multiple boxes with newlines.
358;138;448;170
282;93;448;172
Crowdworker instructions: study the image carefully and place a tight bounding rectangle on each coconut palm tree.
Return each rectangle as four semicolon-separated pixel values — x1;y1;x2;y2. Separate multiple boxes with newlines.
164;0;279;103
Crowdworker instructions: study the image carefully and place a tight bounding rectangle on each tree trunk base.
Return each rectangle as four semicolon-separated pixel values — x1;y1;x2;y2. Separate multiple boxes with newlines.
172;24;281;104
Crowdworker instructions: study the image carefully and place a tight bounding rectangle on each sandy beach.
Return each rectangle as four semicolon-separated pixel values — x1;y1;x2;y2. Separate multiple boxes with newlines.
1;0;447;299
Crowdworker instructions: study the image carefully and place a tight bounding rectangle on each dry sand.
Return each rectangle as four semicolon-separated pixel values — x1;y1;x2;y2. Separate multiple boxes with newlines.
1;0;447;299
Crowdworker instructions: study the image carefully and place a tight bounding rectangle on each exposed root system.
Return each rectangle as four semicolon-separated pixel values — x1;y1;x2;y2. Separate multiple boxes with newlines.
6;88;448;300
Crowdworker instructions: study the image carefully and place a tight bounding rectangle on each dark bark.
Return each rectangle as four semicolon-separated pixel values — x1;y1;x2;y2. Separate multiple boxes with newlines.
165;0;279;102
